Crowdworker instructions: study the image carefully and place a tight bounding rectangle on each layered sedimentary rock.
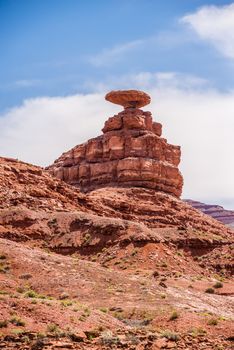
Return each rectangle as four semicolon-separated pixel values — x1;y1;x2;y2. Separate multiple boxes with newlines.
48;90;183;197
185;199;234;228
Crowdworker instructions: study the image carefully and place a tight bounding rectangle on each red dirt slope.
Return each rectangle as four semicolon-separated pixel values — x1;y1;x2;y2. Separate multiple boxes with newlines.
0;156;233;349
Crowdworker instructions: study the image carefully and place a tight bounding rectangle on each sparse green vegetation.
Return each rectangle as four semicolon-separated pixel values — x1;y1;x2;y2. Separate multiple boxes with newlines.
0;262;10;273
112;310;123;320
131;249;138;256
207;318;218;326
16;286;25;293
169;310;179;321
47;323;59;333
24;289;38;298
99;307;108;313
0;320;8;328
213;281;223;289
61;300;73;307
161;261;168;268
19;274;32;280
0;290;8;295
36;332;46;339
176;251;183;257
190;327;207;337
24;288;49;300
82;233;91;245
10;316;25;327
79;307;91;322
205;287;215;294
100;330;120;345
11;328;24;335
161;330;179;341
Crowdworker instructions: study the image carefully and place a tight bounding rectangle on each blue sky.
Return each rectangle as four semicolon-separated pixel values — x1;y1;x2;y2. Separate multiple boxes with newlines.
0;0;234;208
1;0;234;111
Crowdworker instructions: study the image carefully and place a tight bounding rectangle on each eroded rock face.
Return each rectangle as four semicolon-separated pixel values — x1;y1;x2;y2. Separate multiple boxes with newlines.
48;100;183;197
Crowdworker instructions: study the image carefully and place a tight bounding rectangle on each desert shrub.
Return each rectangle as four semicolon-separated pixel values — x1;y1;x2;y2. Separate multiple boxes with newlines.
10;316;25;327
47;323;59;333
213;281;223;289
207;318;218;326
169;311;179;321
131;249;138;256
24;290;37;298
161;330;179;341
99;307;108;313
61;300;73;307
11;328;24;335
16;286;25;293
0;263;9;273
79;307;91;321
24;289;47;299
0;290;8;295
0;320;8;328
85;330;99;340
82;233;91;245
190;327;207;337
205;287;215;294
19;274;32;280
100;330;119;345
161;261;168;268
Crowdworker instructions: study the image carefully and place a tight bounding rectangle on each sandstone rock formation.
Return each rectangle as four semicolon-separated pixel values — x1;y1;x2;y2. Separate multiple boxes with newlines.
48;90;183;197
105;89;151;108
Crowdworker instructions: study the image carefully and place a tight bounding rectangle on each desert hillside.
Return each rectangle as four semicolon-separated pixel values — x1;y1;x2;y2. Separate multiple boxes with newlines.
0;104;233;350
0;156;233;349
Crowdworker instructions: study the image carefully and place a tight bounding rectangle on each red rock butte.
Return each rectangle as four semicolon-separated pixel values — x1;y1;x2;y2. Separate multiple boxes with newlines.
48;90;183;197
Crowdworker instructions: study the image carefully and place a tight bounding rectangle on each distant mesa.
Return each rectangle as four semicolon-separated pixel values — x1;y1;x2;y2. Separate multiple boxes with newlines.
48;90;183;197
185;199;234;228
105;90;151;109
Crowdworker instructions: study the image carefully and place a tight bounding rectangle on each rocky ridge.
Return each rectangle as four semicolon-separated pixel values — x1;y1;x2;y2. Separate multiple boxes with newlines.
0;157;232;264
0;156;233;349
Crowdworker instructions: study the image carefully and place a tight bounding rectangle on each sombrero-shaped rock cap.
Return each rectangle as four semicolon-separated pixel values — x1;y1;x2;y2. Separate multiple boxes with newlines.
105;90;151;109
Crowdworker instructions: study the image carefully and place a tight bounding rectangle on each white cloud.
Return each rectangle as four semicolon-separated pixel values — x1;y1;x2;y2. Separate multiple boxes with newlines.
0;72;234;209
0;94;119;166
88;39;144;66
0;79;42;91
13;80;41;88
87;30;192;67
182;3;234;58
84;71;209;93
